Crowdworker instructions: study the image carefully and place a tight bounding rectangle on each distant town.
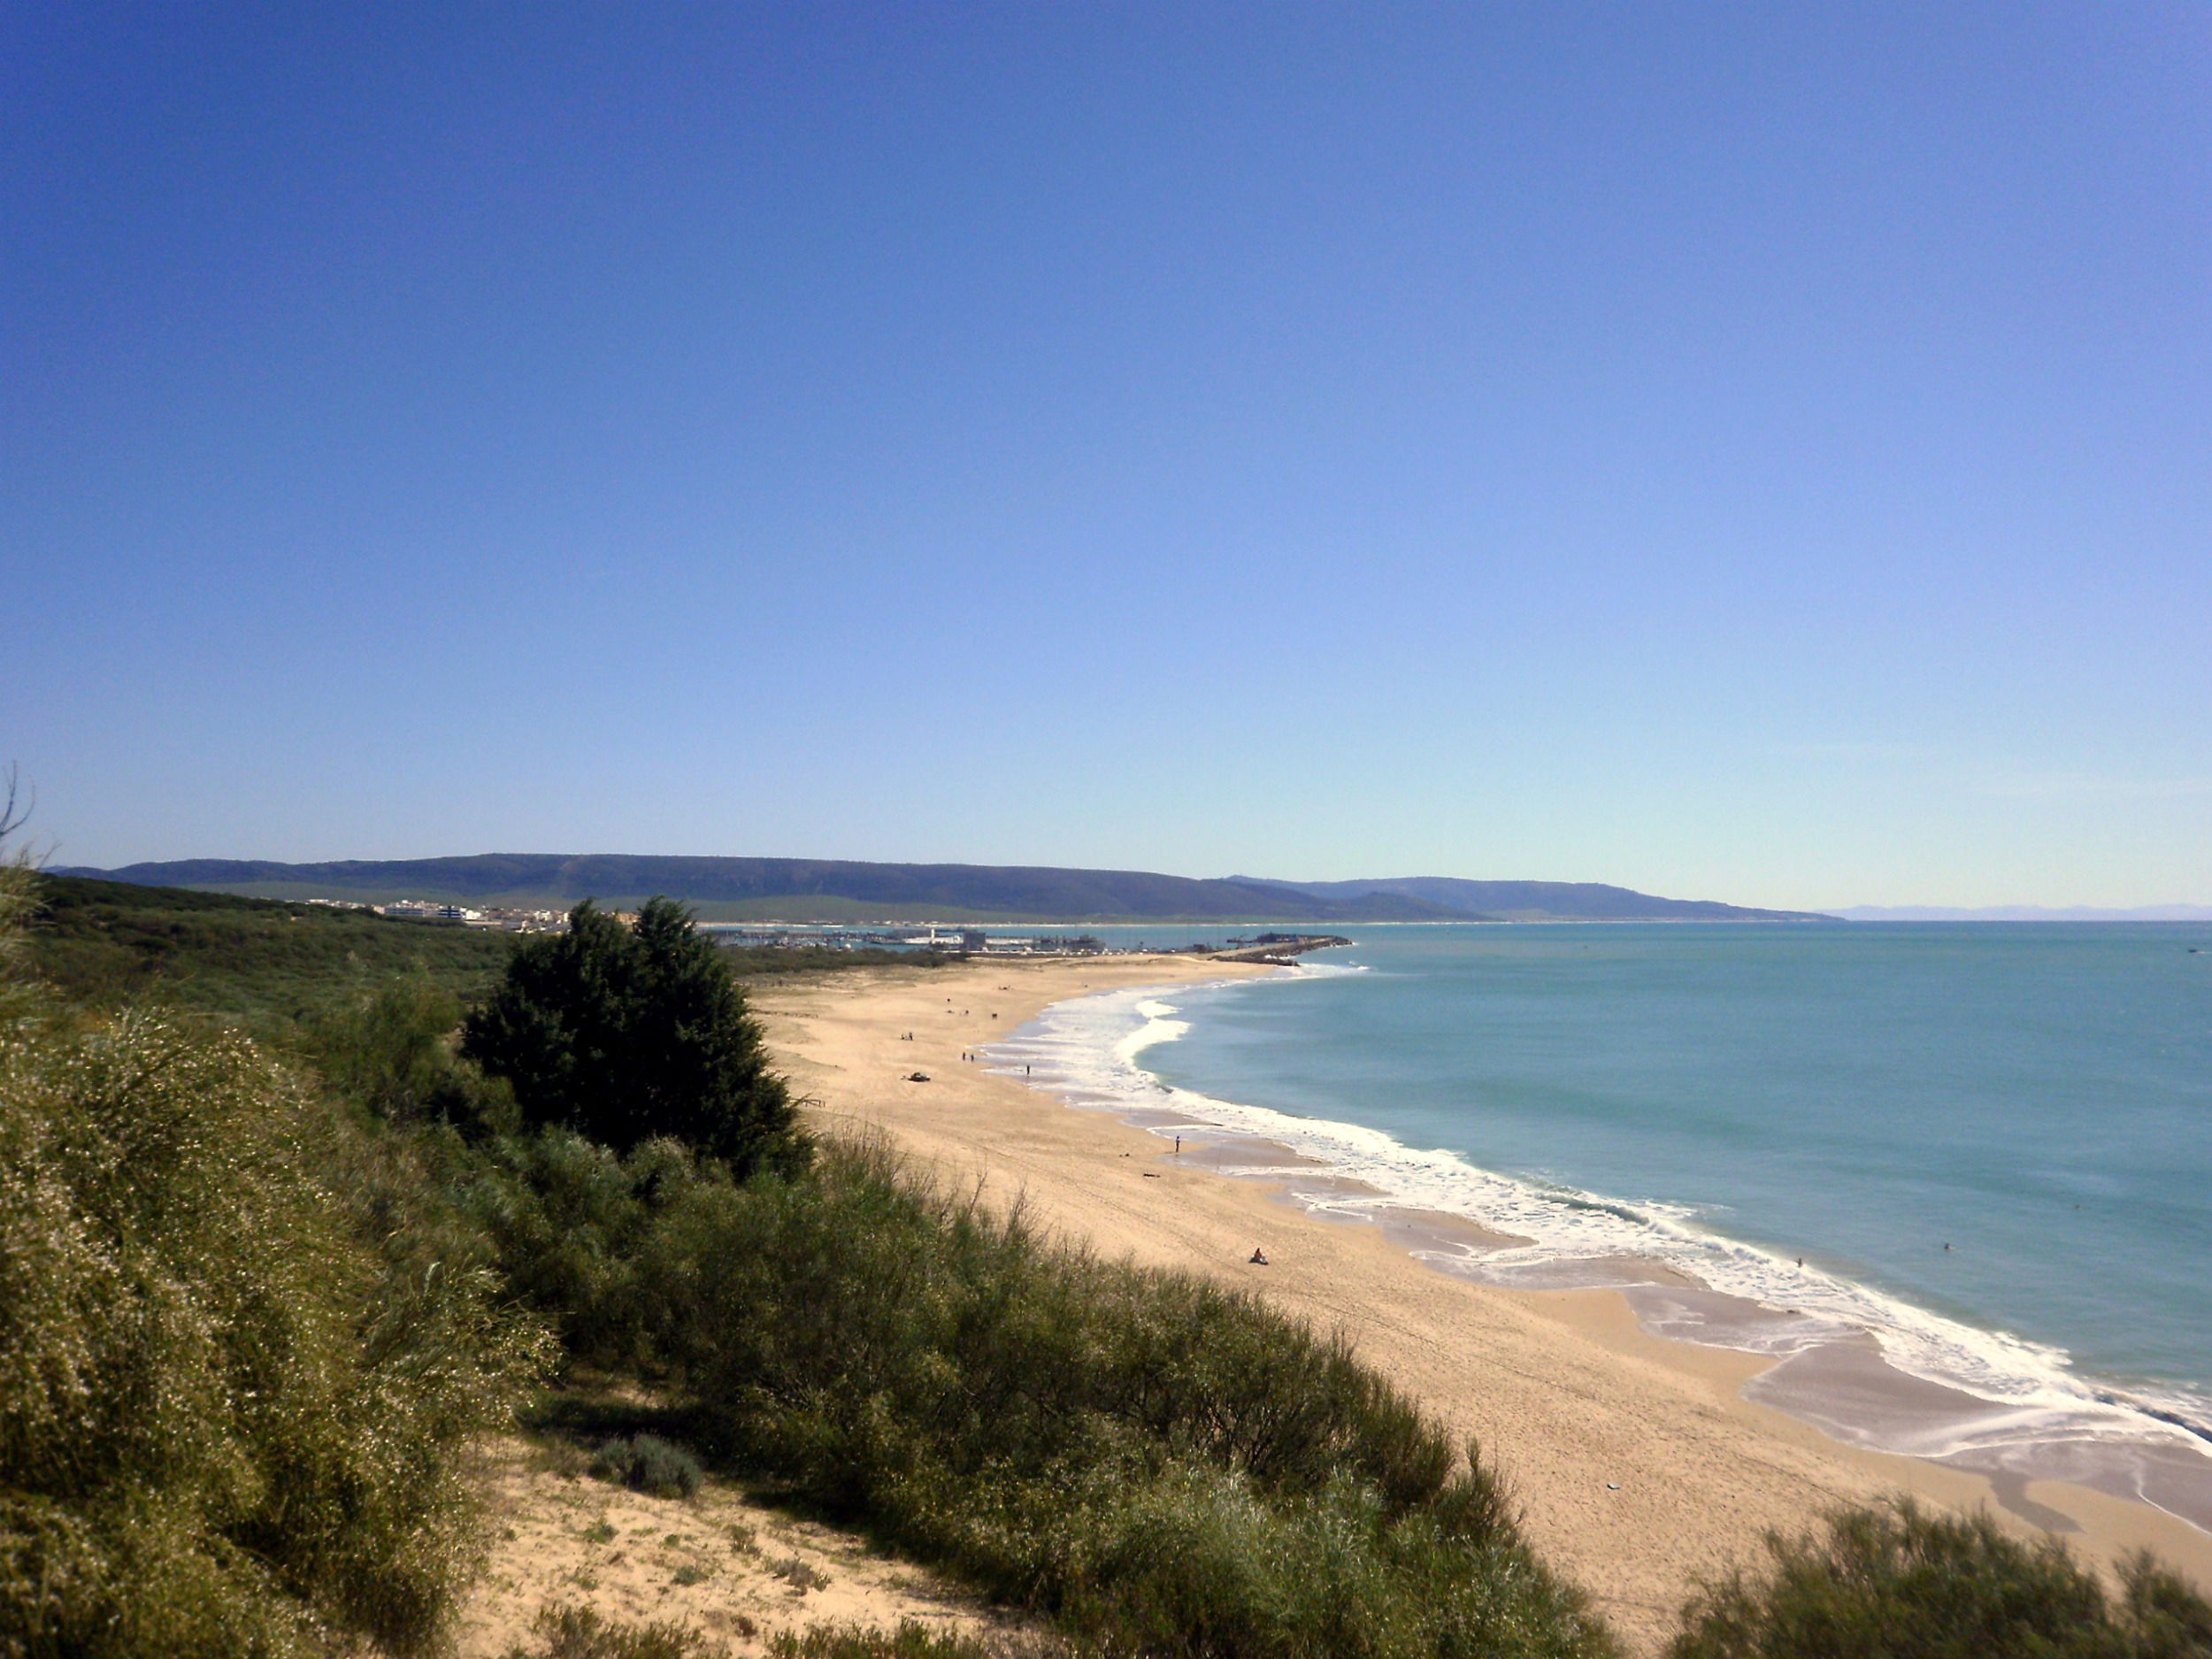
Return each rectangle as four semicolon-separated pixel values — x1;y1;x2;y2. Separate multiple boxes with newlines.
307;898;1115;954
303;898;1342;961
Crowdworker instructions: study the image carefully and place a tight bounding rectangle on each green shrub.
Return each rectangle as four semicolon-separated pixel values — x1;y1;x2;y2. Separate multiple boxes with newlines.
463;897;806;1174
648;1142;1467;1514
0;961;548;1655
459;1125;1601;1656
304;971;515;1128
771;1555;831;1592
1667;1499;2212;1658
0;860;39;1028
501;1602;724;1659
769;1620;1003;1659
628;1141;1609;1659
590;1433;703;1500
453;1128;726;1366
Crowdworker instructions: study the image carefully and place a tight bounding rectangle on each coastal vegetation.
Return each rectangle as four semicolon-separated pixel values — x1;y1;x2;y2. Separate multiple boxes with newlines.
460;897;805;1172
26;873;518;1034
4;860;2208;1658
1669;1501;2212;1658
500;1609;1011;1659
20;876;946;1056
512;1134;1611;1659
0;863;547;1655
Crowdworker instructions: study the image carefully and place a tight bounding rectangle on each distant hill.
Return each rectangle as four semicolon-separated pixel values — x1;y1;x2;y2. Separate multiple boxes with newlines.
58;854;1834;925
56;855;1466;924
1234;875;1838;924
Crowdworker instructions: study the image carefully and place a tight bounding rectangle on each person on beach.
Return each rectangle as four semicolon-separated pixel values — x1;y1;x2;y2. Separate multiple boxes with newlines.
1249;1248;1269;1265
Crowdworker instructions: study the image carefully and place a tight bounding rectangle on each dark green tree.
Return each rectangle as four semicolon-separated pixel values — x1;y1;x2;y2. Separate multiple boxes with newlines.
462;897;806;1173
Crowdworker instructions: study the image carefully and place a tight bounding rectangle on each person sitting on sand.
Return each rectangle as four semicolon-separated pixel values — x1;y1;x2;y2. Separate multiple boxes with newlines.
1248;1248;1269;1265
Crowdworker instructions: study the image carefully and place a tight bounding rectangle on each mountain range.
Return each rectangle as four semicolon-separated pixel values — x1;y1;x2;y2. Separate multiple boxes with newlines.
56;854;1838;925
1235;875;1830;924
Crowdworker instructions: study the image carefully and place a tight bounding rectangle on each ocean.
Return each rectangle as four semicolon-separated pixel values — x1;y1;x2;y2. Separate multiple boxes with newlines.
985;922;2212;1530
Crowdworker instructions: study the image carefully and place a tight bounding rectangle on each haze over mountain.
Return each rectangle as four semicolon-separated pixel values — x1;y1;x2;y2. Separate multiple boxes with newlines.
1837;903;2212;923
1239;876;1832;925
58;855;1838;926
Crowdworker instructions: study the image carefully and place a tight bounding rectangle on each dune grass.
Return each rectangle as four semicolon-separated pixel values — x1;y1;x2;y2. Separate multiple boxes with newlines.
770;1621;1049;1659
449;1126;1615;1659
0;1015;544;1653
1669;1500;2212;1659
0;862;550;1656
500;1602;724;1659
501;1609;1041;1659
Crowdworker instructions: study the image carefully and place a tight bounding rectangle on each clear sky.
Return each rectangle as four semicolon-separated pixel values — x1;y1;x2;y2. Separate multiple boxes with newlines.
5;4;2207;908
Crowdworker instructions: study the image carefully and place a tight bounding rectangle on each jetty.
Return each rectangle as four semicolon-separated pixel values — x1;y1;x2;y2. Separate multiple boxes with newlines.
1207;933;1351;964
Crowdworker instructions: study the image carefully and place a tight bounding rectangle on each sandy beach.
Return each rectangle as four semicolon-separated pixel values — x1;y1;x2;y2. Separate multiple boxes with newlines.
752;953;2212;1654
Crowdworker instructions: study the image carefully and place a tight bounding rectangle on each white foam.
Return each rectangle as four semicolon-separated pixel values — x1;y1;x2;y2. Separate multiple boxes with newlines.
1118;1000;1188;1063
984;979;2212;1470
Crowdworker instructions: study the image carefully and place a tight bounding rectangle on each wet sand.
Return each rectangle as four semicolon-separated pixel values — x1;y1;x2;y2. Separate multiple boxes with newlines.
751;954;2212;1653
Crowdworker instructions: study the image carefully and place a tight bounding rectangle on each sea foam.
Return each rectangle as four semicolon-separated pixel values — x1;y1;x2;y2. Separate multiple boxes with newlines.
985;976;2212;1480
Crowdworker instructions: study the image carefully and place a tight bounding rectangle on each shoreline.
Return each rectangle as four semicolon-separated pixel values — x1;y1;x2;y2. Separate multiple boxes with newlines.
752;953;2212;1653
1019;979;2212;1539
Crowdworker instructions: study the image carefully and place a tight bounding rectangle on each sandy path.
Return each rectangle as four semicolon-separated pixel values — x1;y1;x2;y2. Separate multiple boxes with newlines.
454;1430;1035;1658
753;954;2212;1655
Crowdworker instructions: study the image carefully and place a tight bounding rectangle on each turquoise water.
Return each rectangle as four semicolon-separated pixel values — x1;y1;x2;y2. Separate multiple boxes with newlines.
994;923;2212;1460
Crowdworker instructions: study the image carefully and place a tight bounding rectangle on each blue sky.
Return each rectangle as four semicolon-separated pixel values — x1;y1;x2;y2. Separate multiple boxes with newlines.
5;4;2207;907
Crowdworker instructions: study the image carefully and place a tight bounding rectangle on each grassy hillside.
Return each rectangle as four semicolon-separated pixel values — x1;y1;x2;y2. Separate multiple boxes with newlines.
25;876;953;1032
27;874;520;1033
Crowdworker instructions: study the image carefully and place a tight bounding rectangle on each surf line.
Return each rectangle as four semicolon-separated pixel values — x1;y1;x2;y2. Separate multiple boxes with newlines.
980;974;2212;1534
